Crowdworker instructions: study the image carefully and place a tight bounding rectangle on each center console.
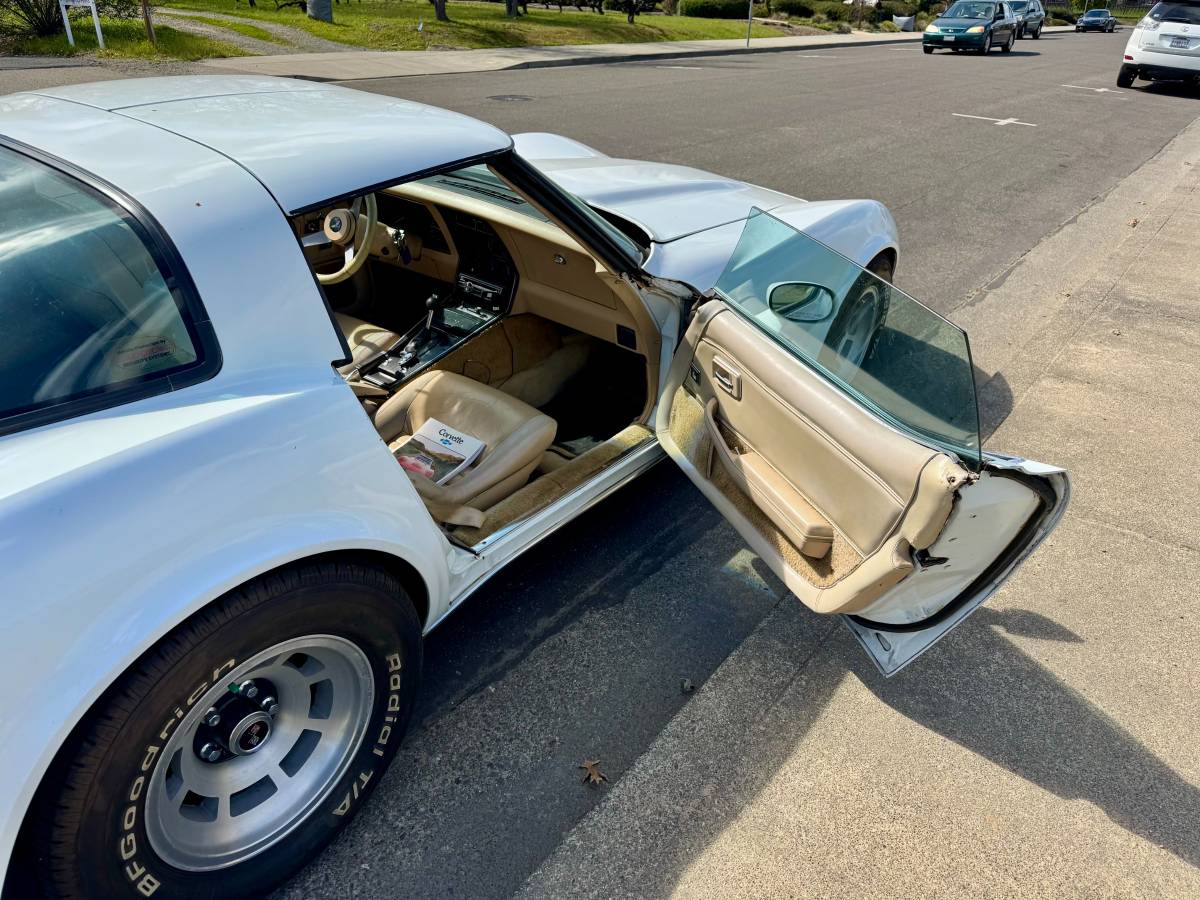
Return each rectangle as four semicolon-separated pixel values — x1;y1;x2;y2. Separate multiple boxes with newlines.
357;273;511;392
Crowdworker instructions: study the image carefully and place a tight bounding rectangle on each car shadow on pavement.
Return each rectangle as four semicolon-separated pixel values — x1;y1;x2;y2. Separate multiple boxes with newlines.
860;608;1200;871
518;599;1200;898
275;465;787;900
275;463;1200;899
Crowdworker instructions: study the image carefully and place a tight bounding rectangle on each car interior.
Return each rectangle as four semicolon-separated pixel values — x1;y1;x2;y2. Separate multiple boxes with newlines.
296;163;659;546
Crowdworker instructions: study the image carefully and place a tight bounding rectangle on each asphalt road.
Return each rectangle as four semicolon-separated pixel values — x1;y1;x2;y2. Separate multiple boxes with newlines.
268;34;1200;900
344;31;1199;314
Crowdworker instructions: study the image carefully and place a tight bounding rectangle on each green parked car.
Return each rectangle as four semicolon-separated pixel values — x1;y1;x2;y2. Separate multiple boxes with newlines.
924;0;1020;53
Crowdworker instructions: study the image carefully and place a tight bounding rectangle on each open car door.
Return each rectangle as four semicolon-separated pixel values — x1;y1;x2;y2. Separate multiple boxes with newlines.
655;210;1069;675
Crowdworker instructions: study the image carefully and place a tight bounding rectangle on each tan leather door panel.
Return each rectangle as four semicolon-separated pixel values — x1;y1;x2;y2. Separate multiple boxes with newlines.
657;301;970;615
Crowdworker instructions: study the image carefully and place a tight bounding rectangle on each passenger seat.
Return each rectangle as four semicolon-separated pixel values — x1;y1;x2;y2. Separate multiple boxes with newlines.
373;370;557;514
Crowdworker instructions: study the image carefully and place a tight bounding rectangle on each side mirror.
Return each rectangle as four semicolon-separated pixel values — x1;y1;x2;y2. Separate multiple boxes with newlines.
768;282;836;323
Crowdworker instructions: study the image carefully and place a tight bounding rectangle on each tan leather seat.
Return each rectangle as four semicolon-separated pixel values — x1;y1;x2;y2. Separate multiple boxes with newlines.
373;370;557;512
335;313;401;373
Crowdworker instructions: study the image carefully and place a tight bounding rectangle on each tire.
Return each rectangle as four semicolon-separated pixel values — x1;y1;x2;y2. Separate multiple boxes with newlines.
35;561;423;900
1117;65;1136;88
923;45;934;53
818;253;893;382
979;33;992;54
1002;29;1015;51
1033;23;1041;38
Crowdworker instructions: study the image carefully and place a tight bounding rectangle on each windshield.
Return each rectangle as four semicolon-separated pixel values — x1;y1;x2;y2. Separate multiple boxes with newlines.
1010;2;1028;10
421;165;550;223
1148;1;1200;23
1084;8;1107;15
713;209;982;469
943;1;998;17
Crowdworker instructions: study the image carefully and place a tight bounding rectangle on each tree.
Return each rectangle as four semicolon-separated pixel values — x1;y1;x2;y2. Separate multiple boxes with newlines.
610;0;655;20
307;0;332;23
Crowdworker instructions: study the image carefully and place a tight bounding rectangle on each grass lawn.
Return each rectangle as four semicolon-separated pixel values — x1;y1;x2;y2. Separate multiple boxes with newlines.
6;17;247;57
160;0;784;51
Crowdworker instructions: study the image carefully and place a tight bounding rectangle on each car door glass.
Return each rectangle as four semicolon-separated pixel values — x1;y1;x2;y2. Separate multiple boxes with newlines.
0;145;205;426
712;208;982;469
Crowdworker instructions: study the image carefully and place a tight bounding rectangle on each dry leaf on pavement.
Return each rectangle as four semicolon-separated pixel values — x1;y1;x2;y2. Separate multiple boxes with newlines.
579;759;608;786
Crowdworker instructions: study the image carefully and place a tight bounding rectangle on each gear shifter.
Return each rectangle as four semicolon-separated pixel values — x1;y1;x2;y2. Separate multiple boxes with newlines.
423;293;448;333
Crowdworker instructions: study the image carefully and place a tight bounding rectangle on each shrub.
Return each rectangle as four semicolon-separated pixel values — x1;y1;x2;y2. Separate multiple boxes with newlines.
679;0;747;16
752;2;770;15
775;0;814;14
810;0;850;21
879;17;900;29
878;0;915;15
835;19;852;30
1044;5;1074;22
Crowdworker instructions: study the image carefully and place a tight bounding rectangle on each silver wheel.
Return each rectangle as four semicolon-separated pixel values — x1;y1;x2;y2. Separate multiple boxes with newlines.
833;283;883;371
145;635;374;871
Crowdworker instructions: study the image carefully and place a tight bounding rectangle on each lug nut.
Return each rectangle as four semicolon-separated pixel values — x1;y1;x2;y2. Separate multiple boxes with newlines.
203;707;221;727
260;696;280;716
200;742;222;763
239;680;259;699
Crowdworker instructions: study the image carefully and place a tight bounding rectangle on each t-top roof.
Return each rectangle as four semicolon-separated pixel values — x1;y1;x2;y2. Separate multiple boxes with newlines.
32;76;513;213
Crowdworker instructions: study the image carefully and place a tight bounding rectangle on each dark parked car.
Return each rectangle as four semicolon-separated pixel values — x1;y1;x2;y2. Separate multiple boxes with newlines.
1077;7;1119;30
924;0;1020;53
1010;0;1046;37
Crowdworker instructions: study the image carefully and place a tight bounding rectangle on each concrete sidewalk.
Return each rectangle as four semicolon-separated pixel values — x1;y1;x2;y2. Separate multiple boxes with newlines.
196;25;1079;82
516;120;1200;898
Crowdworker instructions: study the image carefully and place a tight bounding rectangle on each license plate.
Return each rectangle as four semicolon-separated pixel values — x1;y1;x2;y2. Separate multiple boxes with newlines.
945;35;956;41
1171;36;1190;48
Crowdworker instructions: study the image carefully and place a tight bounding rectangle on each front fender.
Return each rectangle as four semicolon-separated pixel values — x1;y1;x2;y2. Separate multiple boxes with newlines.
643;198;900;295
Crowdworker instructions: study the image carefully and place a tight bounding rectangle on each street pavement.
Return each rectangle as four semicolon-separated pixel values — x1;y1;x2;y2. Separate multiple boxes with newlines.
271;34;1200;900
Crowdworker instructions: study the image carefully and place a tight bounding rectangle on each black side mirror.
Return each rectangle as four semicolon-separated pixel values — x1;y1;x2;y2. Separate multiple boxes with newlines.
768;282;836;323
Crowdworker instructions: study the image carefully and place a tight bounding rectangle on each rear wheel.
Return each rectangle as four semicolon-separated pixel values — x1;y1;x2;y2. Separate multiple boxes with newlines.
1117;65;1136;88
35;561;422;899
923;45;934;53
1033;23;1041;37
1002;29;1015;51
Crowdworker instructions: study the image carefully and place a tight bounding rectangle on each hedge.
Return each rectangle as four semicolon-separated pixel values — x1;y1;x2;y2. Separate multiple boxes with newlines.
678;0;748;16
810;0;850;21
1044;5;1074;21
877;0;915;16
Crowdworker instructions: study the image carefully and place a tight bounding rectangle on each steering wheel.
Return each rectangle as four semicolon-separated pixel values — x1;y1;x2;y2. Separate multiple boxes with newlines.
316;193;378;285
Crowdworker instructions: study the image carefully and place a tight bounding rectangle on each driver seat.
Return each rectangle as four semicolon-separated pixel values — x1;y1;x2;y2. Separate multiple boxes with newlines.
335;313;400;373
373;370;557;517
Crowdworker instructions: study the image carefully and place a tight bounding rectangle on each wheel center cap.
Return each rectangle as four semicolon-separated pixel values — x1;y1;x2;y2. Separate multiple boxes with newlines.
229;711;273;756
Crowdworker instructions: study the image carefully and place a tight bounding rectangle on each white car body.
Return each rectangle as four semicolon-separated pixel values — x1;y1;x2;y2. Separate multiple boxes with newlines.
0;76;1065;893
1121;1;1200;82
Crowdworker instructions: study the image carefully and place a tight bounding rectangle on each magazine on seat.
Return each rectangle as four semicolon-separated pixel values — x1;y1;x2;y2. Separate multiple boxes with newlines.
393;418;486;485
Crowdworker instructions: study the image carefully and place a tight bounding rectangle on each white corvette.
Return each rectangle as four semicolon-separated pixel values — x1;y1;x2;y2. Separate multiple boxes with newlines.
0;76;1068;899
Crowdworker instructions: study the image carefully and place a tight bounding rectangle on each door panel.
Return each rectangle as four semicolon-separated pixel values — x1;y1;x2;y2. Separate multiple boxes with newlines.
662;303;971;617
655;209;1068;674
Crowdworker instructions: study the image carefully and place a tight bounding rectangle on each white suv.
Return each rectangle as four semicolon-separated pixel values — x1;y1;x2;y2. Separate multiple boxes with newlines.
1118;0;1200;87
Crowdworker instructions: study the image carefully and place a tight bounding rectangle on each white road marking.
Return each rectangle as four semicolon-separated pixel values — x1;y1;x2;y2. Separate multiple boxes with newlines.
1062;83;1123;93
655;65;706;69
953;112;1038;127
